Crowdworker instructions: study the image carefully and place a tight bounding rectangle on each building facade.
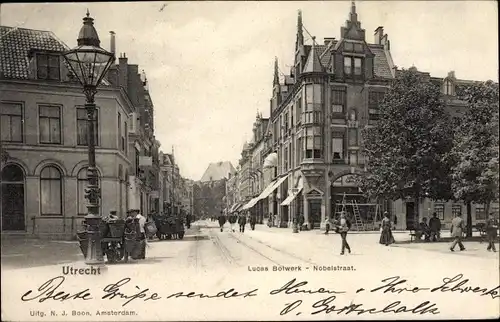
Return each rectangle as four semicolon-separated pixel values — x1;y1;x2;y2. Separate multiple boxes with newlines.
0;25;168;238
0;26;133;238
237;4;498;230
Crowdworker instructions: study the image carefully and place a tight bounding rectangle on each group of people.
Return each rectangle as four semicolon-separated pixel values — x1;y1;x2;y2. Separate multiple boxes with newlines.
217;213;257;233
414;213;442;242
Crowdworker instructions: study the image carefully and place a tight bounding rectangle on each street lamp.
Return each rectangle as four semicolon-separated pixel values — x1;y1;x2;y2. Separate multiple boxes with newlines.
63;10;115;265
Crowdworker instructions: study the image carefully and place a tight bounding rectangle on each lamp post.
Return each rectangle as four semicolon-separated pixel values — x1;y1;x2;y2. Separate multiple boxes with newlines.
63;10;115;265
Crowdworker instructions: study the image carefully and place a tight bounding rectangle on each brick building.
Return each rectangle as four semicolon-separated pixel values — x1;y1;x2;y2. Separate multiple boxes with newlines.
0;26;132;238
238;3;498;230
0;22;163;238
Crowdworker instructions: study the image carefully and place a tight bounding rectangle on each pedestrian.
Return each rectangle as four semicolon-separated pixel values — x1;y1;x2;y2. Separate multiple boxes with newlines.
186;214;192;229
379;212;395;246
450;212;466;252
249;214;257;230
429;212;441;242
297;213;304;231
135;210;147;259
218;213;227;232
238;214;247;233
486;213;498;252
324;215;332;235
229;213;237;232
337;212;351;255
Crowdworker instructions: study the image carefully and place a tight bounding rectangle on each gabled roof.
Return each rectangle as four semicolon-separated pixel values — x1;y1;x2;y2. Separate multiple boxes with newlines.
303;41;325;73
0;26;68;79
368;45;394;79
200;161;236;182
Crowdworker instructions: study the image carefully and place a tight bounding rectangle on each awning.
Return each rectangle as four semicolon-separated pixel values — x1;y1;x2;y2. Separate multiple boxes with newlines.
234;203;244;212
270;175;288;194
229;203;240;213
256;179;278;200
280;187;303;206
241;197;260;211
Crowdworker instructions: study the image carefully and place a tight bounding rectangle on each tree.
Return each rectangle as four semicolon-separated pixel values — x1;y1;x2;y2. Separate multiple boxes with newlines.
357;68;454;228
449;80;499;237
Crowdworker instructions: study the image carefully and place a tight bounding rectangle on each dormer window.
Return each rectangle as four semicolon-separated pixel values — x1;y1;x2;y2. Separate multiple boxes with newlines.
36;53;60;80
443;79;455;96
344;56;363;77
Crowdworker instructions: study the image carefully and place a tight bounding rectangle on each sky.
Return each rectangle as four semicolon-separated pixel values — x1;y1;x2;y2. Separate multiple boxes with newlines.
1;1;498;180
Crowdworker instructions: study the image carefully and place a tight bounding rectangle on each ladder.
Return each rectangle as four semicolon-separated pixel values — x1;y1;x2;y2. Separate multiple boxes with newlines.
334;193;347;217
351;199;364;231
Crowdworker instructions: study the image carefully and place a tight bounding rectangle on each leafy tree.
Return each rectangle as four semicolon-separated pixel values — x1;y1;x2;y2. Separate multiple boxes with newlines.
450;80;499;236
358;68;454;228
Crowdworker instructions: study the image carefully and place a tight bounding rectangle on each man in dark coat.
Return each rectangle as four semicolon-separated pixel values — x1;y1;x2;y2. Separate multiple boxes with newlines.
218;214;227;232
429;212;441;242
486;213;498;252
249;214;257;230
238;214;247;233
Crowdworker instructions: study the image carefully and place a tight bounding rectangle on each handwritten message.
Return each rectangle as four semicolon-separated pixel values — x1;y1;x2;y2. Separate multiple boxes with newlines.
20;274;499;317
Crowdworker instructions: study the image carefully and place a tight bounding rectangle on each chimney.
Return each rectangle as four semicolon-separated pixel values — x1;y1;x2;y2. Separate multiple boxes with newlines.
324;37;336;46
374;26;384;45
109;31;116;57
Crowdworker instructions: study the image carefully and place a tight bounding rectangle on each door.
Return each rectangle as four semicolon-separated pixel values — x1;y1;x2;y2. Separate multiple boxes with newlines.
308;199;322;229
1;164;25;231
406;202;415;230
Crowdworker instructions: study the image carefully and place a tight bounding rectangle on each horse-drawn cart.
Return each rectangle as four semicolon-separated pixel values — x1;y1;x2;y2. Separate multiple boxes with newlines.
77;217;146;263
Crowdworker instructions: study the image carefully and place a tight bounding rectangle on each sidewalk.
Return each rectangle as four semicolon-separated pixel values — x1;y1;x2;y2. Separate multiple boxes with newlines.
1;238;81;269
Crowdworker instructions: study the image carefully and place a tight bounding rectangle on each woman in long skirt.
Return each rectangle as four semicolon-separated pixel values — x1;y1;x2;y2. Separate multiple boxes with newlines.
379;212;395;246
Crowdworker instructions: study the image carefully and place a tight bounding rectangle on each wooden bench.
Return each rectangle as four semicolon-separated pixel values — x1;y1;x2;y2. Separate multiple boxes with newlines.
410;230;419;242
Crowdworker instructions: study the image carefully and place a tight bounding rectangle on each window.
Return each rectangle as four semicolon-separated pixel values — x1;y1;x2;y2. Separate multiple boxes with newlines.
368;91;386;120
284;112;289;135
284;146;289;170
452;204;462;217
349;151;358;165
296;137;303;164
135;147;140;175
331;88;346;115
344;57;351;75
475;204;486;220
344;42;354;52
1;102;23;142
76;107;99;146
40;166;62;216
348;128;358;146
332;132;344;163
305;127;322;159
118;113;122;150
296;98;302;125
39;105;61;144
124;121;128;153
434;204;445;220
344;56;363;77
37;54;60;80
77;167;101;216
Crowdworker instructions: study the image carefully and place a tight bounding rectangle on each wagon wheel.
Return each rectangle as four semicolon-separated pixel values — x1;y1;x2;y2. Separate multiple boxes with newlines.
106;249;118;264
